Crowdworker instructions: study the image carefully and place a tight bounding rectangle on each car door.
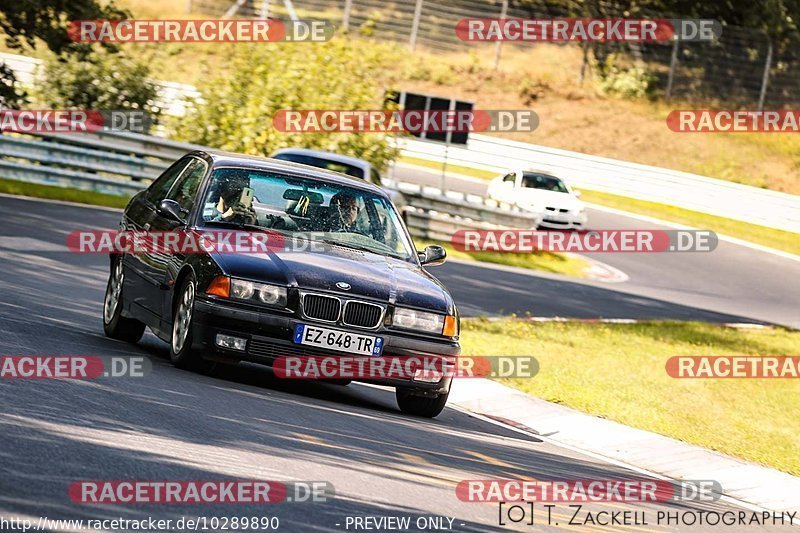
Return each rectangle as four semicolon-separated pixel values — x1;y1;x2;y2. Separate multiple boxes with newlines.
491;171;518;203
152;157;208;329
123;157;193;321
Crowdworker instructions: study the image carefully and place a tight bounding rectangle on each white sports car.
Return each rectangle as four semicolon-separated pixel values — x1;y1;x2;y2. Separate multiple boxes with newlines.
487;169;588;230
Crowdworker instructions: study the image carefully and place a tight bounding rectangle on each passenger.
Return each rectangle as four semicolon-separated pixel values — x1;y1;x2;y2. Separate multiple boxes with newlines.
209;177;257;225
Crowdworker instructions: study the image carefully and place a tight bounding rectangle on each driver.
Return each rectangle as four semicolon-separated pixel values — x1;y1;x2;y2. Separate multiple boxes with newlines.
210;176;257;225
325;192;361;233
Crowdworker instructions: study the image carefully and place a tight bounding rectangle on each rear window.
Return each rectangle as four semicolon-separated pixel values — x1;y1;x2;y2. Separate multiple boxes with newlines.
272;153;365;179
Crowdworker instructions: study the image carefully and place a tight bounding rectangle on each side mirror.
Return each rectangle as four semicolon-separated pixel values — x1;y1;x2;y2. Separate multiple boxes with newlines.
573;190;582;198
157;199;187;224
418;244;447;266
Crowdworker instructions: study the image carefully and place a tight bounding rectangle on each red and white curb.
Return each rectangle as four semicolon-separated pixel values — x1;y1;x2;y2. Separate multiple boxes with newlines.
576;253;629;282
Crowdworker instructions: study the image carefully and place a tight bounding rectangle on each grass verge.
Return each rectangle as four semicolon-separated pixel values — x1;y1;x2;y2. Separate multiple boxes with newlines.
0;178;131;209
414;239;592;278
580;190;800;256
461;318;800;476
398;156;497;180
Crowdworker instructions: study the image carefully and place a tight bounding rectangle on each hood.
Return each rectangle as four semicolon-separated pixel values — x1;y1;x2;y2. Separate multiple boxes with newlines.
212;246;452;313
516;189;583;210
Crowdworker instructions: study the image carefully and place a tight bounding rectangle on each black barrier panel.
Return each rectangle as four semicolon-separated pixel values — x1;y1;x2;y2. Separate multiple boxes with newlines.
384;90;474;144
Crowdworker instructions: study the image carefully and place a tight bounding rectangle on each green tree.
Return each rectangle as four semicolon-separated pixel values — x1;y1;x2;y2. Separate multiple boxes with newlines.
582;0;800;53
170;39;398;172
0;63;26;109
0;0;130;108
37;48;160;119
0;0;128;55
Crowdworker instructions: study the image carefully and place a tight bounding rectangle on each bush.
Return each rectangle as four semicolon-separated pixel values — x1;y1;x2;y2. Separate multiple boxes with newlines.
0;62;27;109
37;48;160;120
169;38;398;173
518;77;552;104
595;57;656;99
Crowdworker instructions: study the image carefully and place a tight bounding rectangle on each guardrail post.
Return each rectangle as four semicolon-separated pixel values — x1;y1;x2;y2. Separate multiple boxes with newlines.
282;0;299;21
441;141;449;192
409;0;424;52
258;0;270;18
223;0;248;19
342;0;353;32
758;39;773;111
578;42;589;85
665;37;679;99
493;0;509;70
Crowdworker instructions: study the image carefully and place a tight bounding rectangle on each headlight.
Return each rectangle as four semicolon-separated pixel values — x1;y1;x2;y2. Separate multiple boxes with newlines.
258;284;285;305
230;279;287;307
231;280;254;299
393;308;445;334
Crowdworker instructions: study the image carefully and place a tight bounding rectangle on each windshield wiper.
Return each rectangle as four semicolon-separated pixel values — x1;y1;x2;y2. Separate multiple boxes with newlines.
321;238;405;260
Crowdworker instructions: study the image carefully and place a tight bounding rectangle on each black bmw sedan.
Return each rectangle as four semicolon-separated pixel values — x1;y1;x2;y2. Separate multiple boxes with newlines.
102;150;460;417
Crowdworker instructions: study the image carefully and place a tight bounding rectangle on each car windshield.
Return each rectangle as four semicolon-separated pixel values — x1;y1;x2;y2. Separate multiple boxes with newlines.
272;153;365;179
521;172;569;193
199;167;415;260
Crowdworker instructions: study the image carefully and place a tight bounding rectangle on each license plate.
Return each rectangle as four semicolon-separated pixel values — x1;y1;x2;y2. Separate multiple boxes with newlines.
293;324;384;356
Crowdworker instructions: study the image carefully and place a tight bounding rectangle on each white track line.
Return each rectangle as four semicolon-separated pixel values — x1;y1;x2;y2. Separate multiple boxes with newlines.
587;202;800;264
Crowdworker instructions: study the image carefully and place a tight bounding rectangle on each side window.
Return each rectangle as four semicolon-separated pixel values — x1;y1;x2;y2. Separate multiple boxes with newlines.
502;172;516;183
369;168;382;186
167;158;207;212
146;159;191;203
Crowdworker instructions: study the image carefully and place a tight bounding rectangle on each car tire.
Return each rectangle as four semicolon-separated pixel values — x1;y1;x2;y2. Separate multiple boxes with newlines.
103;257;145;343
396;387;449;418
170;274;213;372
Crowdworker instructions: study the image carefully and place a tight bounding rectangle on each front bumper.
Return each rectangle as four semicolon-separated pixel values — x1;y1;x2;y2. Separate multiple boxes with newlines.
192;296;459;394
538;212;587;230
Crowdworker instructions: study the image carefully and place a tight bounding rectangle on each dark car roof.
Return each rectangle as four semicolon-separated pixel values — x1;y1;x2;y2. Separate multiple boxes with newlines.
190;150;386;196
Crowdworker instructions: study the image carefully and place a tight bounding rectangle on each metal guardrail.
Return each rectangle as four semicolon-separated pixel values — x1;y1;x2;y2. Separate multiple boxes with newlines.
0;135;165;181
0;130;209;195
396;183;539;240
398;134;800;234
0;130;536;238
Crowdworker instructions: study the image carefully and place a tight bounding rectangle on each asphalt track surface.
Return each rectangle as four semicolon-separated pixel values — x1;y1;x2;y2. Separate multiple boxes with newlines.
392;165;800;328
0;195;790;532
